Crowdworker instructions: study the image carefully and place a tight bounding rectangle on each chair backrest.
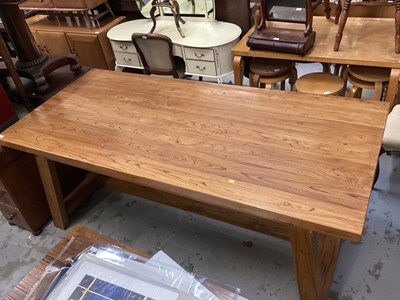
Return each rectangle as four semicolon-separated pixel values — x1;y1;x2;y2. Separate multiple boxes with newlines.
131;32;179;78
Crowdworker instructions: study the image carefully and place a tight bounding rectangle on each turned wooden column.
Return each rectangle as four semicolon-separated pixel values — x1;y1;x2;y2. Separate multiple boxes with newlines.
0;1;48;67
0;0;81;92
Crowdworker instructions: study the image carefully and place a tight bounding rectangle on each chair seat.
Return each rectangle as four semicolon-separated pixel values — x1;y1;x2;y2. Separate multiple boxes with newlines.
294;72;344;95
250;58;294;77
348;65;390;83
382;105;400;152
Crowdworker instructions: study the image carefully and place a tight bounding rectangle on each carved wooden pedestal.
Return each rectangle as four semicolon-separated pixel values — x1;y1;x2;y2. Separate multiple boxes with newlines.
0;0;81;92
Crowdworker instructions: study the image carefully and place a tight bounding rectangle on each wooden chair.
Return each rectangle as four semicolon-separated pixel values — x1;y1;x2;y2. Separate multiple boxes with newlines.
131;32;186;78
382;104;400;154
294;72;345;95
334;0;400;53
150;0;186;38
345;65;390;100
374;104;400;185
249;58;297;90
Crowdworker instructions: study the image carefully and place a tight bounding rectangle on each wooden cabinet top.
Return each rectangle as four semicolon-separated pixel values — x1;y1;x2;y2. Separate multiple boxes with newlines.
20;0;107;10
26;15;126;33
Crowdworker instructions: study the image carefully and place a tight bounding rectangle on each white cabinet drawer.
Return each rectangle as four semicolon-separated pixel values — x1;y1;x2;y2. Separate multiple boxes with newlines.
186;60;216;76
184;47;214;61
115;53;141;67
111;41;137;54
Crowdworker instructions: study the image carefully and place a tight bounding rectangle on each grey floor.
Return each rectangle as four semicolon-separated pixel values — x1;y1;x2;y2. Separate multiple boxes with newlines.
1;64;399;300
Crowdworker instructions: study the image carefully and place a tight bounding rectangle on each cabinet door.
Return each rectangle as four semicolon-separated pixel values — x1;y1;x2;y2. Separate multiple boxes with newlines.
29;30;46;53
66;33;108;69
36;31;71;55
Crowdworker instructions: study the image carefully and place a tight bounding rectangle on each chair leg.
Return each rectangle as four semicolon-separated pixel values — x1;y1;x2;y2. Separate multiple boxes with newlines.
349;86;362;98
373;147;385;187
289;67;297;91
250;72;261;88
280;80;286;90
322;63;331;73
104;1;115;17
335;0;341;24
373;82;384;101
334;0;351;51
324;0;331;19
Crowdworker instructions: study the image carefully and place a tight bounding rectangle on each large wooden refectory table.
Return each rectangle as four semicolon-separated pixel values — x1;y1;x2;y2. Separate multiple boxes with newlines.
0;69;389;299
232;16;400;109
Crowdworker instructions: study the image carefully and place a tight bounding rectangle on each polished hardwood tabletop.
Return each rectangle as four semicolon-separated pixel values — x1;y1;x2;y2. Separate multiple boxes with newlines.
0;68;388;241
232;16;400;109
0;69;389;299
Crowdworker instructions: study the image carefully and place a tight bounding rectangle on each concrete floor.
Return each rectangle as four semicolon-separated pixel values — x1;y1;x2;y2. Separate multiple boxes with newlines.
1;64;399;299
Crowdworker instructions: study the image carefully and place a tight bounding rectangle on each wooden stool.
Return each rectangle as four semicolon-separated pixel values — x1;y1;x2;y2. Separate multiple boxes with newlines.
249;58;297;90
347;65;390;101
294;72;345;95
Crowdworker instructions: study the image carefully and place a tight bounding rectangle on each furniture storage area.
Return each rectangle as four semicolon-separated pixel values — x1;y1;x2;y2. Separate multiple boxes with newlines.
1;1;400;300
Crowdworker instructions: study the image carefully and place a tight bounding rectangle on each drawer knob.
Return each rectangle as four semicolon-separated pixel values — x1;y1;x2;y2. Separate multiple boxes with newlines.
120;45;128;50
196;65;206;71
123;58;132;62
195;53;205;58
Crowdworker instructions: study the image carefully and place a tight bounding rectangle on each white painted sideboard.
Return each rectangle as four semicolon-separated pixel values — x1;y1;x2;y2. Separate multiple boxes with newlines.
107;17;241;83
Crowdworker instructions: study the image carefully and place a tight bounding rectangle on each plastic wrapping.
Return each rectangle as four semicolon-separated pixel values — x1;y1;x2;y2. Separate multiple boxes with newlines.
26;237;241;300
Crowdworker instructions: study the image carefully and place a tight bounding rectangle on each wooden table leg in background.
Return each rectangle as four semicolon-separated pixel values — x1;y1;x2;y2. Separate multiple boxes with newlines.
233;55;244;85
290;226;342;300
386;68;400;111
35;156;69;229
0;33;31;110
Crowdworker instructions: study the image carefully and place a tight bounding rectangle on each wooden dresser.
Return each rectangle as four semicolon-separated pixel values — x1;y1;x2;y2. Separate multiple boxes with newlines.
26;15;126;70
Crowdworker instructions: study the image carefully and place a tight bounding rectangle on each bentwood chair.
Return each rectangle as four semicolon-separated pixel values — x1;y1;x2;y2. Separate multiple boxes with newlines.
131;32;186;79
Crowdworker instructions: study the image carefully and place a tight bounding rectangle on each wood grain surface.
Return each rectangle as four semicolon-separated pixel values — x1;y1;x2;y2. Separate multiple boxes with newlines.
232;16;400;68
0;69;388;242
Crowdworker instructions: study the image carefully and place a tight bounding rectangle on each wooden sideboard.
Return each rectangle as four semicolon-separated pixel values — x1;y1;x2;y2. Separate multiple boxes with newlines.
26;15;125;70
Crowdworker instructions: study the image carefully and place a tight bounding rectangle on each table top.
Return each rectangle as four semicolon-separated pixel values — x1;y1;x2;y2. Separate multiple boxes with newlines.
232;16;400;68
107;17;242;48
0;69;388;242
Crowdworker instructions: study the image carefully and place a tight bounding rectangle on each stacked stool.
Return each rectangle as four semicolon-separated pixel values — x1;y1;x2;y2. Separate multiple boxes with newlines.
294;72;345;96
249;58;297;91
346;65;390;101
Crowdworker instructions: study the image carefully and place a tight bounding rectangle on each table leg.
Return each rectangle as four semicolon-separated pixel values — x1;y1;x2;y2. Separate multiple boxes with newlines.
290;226;342;300
35;156;69;229
233;55;243;85
386;68;400;111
